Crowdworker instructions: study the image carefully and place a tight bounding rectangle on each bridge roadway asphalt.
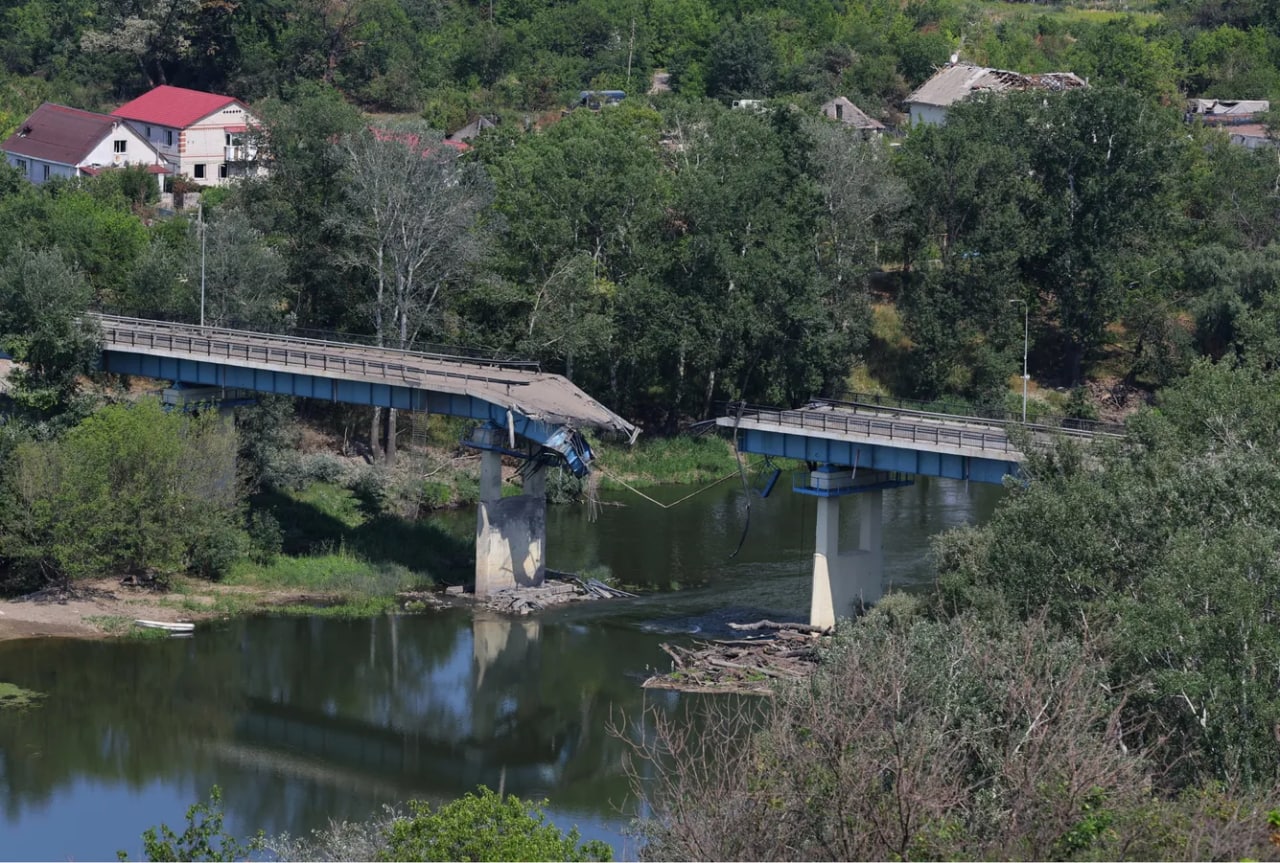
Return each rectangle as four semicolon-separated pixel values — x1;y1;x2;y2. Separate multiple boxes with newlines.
94;314;636;437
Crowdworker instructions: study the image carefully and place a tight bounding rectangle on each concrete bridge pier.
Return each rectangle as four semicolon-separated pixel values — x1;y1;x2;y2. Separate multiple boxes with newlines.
808;467;890;629
474;425;547;596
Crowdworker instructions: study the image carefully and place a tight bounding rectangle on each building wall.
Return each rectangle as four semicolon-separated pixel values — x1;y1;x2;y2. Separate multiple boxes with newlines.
4;153;75;183
908;103;948;126
122;120;180;168
180;104;259;187
79;122;159;172
122;103;261;187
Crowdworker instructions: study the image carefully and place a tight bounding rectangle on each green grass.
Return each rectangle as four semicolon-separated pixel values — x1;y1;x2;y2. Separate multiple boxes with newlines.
85;615;181;640
226;550;424;596
0;682;45;710
589;434;741;487
248;482;471;585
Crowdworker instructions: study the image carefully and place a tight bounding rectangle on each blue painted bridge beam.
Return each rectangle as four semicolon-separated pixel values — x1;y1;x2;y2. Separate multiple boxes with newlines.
102;350;582;470
733;426;1019;486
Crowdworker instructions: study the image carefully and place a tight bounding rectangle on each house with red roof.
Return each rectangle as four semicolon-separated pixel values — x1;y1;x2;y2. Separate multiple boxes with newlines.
2;102;166;185
111;85;263;187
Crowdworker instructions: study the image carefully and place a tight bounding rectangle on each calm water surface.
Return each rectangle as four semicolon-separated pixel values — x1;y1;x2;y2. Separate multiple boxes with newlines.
0;478;1001;861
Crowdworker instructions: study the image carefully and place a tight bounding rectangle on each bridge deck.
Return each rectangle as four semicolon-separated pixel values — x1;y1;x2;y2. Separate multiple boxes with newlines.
718;402;1026;462
94;314;635;437
718;401;1120;484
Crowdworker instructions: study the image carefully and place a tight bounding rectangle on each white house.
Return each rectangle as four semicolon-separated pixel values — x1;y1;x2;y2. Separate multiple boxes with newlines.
906;63;1087;126
111;85;262;187
2;102;166;185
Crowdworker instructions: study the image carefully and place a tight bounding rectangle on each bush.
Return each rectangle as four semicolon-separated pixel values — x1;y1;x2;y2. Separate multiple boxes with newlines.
246;511;283;564
349;465;393;512
630;608;1280;861
378;788;611;862
119;786;263;862
188;524;249;581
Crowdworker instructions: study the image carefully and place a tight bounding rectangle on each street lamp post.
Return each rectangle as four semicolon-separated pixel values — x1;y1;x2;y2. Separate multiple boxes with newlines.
1009;299;1028;423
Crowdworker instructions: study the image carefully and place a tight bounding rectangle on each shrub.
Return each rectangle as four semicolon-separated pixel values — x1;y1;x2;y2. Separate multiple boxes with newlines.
378;788;611;862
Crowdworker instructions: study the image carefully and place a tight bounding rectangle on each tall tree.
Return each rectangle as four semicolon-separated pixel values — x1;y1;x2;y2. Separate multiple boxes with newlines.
0;244;98;416
335;120;493;461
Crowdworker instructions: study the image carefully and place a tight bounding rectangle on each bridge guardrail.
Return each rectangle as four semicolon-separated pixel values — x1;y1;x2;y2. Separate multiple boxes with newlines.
825;392;1126;437
94;306;540;366
724;403;1021;456
94;315;538;391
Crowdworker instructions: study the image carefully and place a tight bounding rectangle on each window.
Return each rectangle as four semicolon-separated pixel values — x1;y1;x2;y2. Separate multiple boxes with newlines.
113;139;127;153
193;163;206;180
42;164;50;180
145;125;152;138
835;103;844;120
218;163;228;179
165;130;173;146
15;159;26;173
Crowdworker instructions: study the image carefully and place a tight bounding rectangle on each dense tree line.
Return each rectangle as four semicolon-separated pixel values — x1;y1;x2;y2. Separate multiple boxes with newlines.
3;0;1280;125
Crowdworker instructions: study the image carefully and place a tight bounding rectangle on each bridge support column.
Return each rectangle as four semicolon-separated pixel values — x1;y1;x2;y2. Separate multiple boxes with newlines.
474;426;547;596
809;470;885;629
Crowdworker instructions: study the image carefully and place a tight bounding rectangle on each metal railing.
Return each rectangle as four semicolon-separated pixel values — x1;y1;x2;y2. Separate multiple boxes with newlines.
93;314;540;390
827;391;1126;437
725;403;1021;456
91;308;540;369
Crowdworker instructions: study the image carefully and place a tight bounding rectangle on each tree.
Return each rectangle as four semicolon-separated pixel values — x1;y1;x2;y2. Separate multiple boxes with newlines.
705;17;777;99
936;361;1280;784
194;207;288;329
0;399;244;586
335;120;493;461
378;788;611;862
79;0;202;87
0;244;98;416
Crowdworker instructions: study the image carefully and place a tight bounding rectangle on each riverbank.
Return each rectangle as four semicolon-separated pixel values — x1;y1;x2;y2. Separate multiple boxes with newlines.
0;576;356;642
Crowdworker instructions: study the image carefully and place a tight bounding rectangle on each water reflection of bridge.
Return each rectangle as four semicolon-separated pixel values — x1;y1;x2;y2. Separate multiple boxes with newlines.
219;615;590;800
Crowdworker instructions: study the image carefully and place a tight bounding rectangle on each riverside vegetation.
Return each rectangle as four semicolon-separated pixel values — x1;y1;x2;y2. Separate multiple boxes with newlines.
5;0;1280;857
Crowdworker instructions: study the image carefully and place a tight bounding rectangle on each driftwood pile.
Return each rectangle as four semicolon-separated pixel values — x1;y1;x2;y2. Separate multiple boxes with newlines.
644;620;831;695
458;574;639;615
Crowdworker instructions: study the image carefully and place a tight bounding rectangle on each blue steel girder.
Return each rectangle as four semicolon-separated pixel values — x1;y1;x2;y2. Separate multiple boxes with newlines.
735;426;1018;485
102;350;566;451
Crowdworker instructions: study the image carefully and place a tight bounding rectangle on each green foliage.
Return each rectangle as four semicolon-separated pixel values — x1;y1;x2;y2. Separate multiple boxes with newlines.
936;362;1280;784
118;786;264;863
0;244;98;415
378;787;612;862
0;399;244;585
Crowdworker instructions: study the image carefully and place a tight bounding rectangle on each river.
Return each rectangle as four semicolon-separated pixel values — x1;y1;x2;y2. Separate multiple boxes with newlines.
0;477;1001;861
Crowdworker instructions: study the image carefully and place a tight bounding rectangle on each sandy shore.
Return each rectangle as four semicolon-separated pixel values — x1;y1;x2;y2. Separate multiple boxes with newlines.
0;577;324;642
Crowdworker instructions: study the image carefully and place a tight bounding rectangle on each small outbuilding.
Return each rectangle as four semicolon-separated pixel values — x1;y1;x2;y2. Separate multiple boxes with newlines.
820;97;886;136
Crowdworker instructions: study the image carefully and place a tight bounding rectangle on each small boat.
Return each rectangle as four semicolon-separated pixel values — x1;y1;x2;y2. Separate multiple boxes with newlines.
133;619;195;633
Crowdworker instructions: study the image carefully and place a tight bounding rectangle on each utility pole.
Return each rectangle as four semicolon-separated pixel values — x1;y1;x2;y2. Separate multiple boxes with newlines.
1009;299;1028;422
199;201;206;328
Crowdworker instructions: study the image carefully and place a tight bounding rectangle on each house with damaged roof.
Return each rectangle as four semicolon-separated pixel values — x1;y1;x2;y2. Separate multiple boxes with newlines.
906;62;1087;126
2;102;166;186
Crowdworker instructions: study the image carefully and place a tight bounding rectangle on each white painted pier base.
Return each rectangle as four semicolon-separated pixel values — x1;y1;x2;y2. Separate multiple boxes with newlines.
474;427;547;596
809;471;886;629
